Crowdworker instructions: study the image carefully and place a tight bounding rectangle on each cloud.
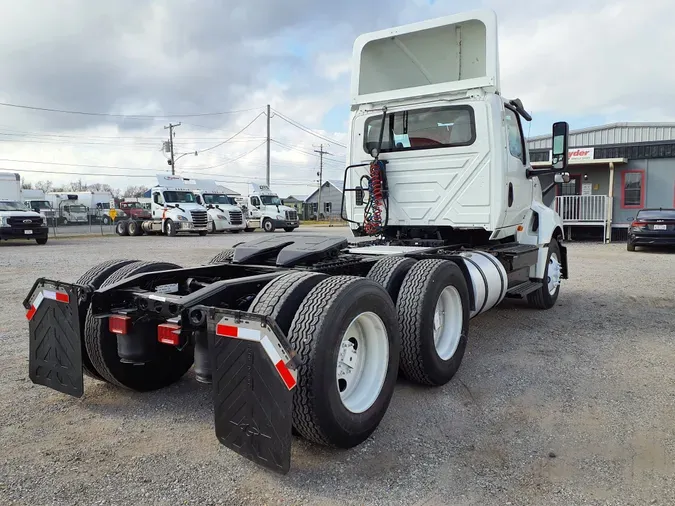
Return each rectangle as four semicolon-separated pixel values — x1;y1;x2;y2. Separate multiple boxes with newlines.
0;0;673;198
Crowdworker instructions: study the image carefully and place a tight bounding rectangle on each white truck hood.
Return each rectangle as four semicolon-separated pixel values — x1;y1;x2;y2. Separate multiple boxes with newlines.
0;209;42;218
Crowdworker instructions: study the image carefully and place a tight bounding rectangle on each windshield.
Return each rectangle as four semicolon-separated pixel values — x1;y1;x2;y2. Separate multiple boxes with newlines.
0;201;26;211
99;202;110;209
122;202;141;209
637;209;675;220
67;205;87;213
32;200;52;209
260;195;282;206
164;191;196;203
203;194;235;205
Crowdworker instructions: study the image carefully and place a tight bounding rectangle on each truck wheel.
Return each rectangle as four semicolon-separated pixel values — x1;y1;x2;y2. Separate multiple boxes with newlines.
35;237;48;245
527;239;562;309
367;256;417;304
283;227;294;232
164;219;177;236
248;271;328;335
262;219;275;233
102;216;111;225
127;220;142;236
83;261;194;391
244;228;255;232
627;242;636;252
76;259;140;381
115;220;129;236
397;259;470;387
287;276;400;448
198;230;208;236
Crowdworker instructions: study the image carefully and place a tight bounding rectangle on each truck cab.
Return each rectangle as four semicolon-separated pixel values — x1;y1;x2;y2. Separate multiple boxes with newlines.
24;199;56;226
184;179;246;234
246;183;299;233
149;174;209;236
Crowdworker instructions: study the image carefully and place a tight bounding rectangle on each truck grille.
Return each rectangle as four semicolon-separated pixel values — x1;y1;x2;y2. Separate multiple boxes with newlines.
7;216;43;228
285;210;298;221
229;211;243;225
190;210;208;228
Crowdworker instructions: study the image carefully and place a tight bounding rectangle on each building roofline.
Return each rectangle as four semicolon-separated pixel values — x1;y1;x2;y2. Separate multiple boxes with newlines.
527;122;675;141
304;180;343;202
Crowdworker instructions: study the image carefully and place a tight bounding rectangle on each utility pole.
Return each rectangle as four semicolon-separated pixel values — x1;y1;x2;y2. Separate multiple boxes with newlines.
313;143;332;221
164;122;181;175
266;104;271;186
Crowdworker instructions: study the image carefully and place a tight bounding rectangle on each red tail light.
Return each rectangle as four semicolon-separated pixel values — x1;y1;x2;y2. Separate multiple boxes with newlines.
631;221;647;227
158;323;181;346
109;315;131;335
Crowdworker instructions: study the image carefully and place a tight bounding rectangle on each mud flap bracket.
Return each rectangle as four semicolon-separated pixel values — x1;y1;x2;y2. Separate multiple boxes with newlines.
206;308;296;474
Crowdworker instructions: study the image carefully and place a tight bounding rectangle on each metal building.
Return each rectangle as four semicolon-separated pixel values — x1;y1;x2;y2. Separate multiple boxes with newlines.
527;122;675;242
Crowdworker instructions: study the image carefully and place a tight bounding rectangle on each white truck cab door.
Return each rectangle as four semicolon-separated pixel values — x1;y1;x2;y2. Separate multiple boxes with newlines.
152;191;165;219
501;106;533;229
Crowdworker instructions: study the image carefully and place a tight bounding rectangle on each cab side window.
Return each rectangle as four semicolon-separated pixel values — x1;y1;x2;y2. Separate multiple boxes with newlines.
251;197;260;207
505;107;525;164
153;192;164;205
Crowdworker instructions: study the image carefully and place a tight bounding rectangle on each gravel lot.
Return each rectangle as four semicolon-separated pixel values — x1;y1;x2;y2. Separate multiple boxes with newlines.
1;230;674;506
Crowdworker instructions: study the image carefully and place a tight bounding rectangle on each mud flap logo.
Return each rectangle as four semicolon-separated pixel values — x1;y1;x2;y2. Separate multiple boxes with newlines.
229;419;271;439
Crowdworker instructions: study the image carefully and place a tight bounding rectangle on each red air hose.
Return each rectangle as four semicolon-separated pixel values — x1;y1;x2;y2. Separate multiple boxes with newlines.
364;159;385;235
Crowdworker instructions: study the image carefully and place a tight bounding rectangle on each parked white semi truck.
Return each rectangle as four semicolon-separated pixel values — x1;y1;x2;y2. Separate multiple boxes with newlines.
114;174;209;237
239;183;299;232
186;178;246;234
25;10;571;475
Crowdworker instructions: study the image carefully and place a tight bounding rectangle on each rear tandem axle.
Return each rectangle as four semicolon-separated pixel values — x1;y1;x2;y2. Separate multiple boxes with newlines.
24;234;566;474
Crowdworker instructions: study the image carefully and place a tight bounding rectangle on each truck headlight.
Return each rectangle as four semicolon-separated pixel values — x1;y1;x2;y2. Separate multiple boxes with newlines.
216;214;228;220
276;214;283;220
176;215;188;221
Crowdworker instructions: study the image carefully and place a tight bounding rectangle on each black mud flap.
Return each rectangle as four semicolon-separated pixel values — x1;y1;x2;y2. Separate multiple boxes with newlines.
207;308;297;474
559;243;569;279
25;280;85;397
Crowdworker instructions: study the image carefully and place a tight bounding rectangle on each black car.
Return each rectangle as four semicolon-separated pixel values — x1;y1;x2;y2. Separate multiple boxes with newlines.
627;208;675;251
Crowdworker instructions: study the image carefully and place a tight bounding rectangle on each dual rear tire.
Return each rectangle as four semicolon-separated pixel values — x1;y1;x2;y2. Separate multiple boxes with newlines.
248;257;470;449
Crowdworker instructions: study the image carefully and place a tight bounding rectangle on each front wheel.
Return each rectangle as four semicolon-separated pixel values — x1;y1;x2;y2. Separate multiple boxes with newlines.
102;216;111;225
527;239;562;309
262;219;275;233
35;237;48;245
165;219;177;236
283;227;295;232
627;242;636;252
198;230;207;236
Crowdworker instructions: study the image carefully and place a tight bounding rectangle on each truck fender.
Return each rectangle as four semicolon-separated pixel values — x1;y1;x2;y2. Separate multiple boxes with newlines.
529;201;565;279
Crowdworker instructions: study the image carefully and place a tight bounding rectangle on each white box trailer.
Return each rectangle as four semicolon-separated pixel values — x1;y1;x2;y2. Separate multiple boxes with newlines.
69;191;126;224
24;9;573;475
45;193;89;225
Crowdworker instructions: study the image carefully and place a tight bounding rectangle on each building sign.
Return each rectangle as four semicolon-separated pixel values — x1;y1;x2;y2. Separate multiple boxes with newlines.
581;183;593;196
548;147;595;163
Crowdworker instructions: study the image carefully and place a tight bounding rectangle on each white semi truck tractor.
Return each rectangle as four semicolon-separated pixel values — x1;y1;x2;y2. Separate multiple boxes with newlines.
24;9;571;475
187;178;247;234
114;174;209;237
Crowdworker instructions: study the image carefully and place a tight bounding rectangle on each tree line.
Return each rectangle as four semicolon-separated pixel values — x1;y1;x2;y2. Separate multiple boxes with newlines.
21;178;149;198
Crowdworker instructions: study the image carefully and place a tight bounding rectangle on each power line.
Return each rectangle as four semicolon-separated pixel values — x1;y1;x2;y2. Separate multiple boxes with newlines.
272;109;347;148
196;112;264;154
271;139;345;166
0;101;265;119
180;141;266;171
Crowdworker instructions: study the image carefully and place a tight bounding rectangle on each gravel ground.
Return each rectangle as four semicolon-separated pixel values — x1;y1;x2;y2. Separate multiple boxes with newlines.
1;231;674;506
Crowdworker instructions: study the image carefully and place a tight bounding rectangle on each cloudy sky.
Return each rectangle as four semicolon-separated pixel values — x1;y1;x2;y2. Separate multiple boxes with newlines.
0;0;673;198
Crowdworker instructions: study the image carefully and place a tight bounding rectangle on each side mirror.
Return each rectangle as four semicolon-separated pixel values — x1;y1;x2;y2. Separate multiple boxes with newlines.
554;172;571;184
551;121;569;171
